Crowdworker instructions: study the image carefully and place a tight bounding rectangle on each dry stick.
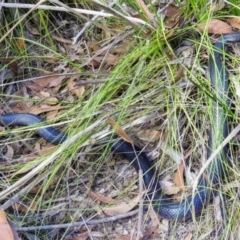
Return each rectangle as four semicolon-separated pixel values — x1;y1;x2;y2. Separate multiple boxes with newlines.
137;169;144;239
0;2;151;27
0;0;47;43
72;2;115;45
91;0;144;32
15;209;139;231
191;124;240;222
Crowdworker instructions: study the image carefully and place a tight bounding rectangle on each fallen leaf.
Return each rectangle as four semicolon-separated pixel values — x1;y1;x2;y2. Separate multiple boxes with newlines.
71;230;91;240
89;191;121;204
34;74;66;88
159;3;181;18
184;233;193;240
159;180;181;195
68;78;85;98
103;192;145;216
12;202;38;212
16;37;26;51
0;209;14;240
28;104;67;115
148;207;160;235
174;161;185;190
22;145;56;162
26;22;40;35
2;58;18;74
108;117;133;144
113;236;132;240
137;129;166;142
197;19;232;34
227;17;240;30
52;35;72;44
10;102;32;113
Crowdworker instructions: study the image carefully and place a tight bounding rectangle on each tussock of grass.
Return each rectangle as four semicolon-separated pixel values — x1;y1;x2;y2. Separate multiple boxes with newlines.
0;0;240;239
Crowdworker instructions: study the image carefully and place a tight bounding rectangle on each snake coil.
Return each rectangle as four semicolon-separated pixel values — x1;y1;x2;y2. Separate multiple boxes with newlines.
1;33;240;220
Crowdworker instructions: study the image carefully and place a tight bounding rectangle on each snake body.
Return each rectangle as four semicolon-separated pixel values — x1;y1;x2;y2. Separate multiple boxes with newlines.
1;33;240;220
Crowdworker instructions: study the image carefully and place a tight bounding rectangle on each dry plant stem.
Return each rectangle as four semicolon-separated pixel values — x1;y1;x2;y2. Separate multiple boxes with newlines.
137;169;144;239
92;0;145;31
0;0;47;43
156;0;174;15
15;209;139;231
0;118;104;201
0;3;152;26
72;2;115;44
0;73;112;88
191;124;240;222
135;0;154;21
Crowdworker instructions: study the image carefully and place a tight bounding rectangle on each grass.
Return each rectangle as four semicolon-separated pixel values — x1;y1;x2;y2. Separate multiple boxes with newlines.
0;0;240;239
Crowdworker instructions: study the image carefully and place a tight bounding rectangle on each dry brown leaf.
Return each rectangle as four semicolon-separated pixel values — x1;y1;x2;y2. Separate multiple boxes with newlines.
26;83;44;92
12;202;38;212
88;41;100;51
46;110;59;121
184;233;193;240
174;65;184;82
159;3;181;18
160;180;181;195
68;78;85;98
52;35;72;44
137;129;166;142
174;161;185;190
34;74;66;88
113;236;133;240
10;102;32;113
16;37;26;51
3;58;18;74
142;225;159;238
0;209;14;240
23;145;56;162
227;17;240;30
71;230;91;240
108;117;133;144
103;53;121;66
29;104;67;115
26;22;40;35
148;207;161;234
103;192;145;216
89;191;121;204
197;19;232;34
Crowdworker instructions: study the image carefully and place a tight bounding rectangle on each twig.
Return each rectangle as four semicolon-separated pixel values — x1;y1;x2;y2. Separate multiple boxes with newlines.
137;169;144;239
0;2;152;27
91;0;145;31
72;2;115;45
14;209;139;231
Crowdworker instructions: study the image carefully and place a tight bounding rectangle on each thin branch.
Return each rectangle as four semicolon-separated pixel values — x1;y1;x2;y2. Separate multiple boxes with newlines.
15;209;139;231
0;2;152;27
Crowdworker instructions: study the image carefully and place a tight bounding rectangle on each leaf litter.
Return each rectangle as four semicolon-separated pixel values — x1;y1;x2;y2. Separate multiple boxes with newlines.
0;0;240;239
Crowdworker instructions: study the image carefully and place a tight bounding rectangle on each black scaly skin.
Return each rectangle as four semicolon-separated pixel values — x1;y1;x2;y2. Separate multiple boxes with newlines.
2;33;240;220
